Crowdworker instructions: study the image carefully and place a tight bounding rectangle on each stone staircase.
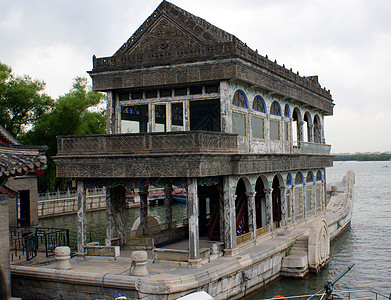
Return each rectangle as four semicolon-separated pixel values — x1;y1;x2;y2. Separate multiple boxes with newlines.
280;234;309;277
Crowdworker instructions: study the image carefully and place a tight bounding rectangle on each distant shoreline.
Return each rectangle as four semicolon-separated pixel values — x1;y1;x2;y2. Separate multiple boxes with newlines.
333;153;391;161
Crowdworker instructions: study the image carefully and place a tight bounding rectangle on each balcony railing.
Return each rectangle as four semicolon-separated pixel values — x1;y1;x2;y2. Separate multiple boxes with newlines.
293;141;331;155
57;131;238;155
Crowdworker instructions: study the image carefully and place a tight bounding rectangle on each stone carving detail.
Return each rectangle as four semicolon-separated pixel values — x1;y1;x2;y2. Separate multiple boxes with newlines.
125;17;201;57
106;186;127;244
77;180;86;253
308;219;330;271
91;1;332;104
164;186;173;230
139;187;149;236
264;189;272;230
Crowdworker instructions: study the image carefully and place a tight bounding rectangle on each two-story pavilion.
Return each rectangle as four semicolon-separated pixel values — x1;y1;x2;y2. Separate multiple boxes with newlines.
54;0;334;266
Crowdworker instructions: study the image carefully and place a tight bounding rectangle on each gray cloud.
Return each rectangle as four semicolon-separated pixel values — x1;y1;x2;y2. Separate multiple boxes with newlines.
1;0;390;153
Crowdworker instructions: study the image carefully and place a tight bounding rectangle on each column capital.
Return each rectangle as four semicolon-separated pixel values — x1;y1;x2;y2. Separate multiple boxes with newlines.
263;188;272;194
245;191;256;198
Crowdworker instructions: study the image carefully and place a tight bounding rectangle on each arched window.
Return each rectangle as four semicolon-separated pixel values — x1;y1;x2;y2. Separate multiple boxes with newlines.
233;90;248;108
306;171;314;182
295;172;303;184
286;173;292;185
253;96;265;113
316;170;322;181
270;101;281;116
284;104;290;118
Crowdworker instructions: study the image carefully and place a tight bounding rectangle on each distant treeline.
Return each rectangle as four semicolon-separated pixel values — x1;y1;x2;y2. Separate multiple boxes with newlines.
334;153;391;161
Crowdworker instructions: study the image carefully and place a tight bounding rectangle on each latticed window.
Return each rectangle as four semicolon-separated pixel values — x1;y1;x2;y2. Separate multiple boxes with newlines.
316;170;322;181
155;104;166;132
253;96;265;113
286;173;292;185
270;101;281;116
122;106;140;115
295;172;303;184
233;90;247;108
121;104;148;133
270;120;280;140
306;171;313;182
232;112;246;137
251;116;264;139
284;104;290;117
171;102;184;131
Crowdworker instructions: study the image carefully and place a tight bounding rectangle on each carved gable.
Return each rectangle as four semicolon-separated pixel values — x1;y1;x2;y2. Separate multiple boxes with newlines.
123;16;203;57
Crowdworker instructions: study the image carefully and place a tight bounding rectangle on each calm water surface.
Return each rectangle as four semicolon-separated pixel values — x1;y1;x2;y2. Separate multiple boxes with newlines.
40;161;391;296
246;161;391;299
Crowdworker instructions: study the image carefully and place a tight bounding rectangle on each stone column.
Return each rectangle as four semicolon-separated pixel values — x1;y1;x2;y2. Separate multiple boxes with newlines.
321;180;326;211
280;186;287;226
264;188;273;232
77;179;87;254
106;187;115;243
139;186;149;236
246;191;257;238
308;124;314;142
108;186;127;245
223;176;236;249
291;185;296;222
106;91;115;134
297;121;304;143
303;182;307;219
218;186;225;242
187;178;200;263
164;186;173;230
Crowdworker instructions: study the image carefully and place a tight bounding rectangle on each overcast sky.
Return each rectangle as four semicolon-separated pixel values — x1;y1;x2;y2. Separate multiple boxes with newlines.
1;0;390;153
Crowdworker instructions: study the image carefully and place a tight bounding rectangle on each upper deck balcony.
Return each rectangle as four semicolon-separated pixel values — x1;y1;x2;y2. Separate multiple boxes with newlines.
54;131;333;179
57;131;238;156
293;141;331;155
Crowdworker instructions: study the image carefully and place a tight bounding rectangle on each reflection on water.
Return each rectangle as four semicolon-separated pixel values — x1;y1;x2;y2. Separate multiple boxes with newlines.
246;161;391;299
40;202;187;248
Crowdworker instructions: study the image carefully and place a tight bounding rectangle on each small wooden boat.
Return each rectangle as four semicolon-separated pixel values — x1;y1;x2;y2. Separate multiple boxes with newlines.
172;189;186;203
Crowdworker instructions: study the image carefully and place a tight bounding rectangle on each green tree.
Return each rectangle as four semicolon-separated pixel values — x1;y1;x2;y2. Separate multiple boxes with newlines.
0;62;54;138
23;77;106;191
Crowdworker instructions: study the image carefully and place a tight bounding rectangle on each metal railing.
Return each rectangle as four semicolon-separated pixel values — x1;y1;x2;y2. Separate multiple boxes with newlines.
9;229;38;261
9;226;70;261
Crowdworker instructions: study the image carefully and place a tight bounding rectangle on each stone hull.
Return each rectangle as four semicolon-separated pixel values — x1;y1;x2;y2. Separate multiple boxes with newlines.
11;171;354;300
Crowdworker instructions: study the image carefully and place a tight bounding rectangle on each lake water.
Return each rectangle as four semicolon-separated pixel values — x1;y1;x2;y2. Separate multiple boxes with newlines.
40;161;391;297
246;161;391;299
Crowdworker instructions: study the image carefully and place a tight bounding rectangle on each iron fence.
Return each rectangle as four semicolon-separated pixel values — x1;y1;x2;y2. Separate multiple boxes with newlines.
9;226;70;261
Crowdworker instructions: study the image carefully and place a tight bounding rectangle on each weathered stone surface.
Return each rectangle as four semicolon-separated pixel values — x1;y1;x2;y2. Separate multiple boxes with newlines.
55;246;72;270
131;251;148;276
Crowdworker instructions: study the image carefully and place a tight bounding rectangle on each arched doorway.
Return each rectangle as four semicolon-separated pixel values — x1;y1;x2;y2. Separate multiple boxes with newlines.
198;185;221;241
235;178;249;236
304;111;312;142
313;114;322;143
255;177;267;229
292;107;302;143
272;176;282;228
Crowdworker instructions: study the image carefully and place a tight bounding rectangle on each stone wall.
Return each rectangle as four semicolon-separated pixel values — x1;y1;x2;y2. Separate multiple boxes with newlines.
0;194;10;290
6;175;39;226
38;195;106;217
